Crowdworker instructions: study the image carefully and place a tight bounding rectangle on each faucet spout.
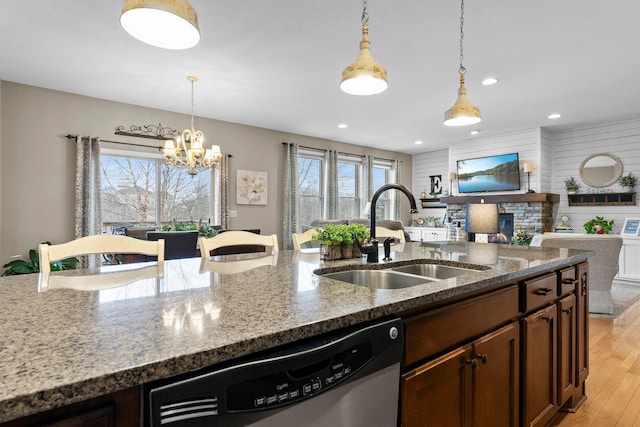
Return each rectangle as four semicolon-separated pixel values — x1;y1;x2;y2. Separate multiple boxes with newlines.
369;183;418;239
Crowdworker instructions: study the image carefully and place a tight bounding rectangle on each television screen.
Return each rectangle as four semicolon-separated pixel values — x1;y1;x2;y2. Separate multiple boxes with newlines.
457;153;521;193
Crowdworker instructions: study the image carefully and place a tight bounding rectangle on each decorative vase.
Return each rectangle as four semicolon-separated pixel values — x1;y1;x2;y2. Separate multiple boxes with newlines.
341;243;353;259
352;243;362;258
321;243;342;260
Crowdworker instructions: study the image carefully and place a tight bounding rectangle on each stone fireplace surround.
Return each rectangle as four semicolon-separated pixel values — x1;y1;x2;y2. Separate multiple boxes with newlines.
440;193;560;236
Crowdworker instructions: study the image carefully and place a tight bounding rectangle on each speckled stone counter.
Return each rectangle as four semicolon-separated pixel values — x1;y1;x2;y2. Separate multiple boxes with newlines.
0;242;591;423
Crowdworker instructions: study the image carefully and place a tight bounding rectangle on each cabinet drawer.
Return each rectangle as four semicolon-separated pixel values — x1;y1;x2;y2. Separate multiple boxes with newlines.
558;266;577;297
520;273;557;313
403;285;519;367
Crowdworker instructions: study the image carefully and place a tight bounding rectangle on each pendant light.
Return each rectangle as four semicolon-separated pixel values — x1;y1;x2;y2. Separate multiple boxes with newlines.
120;0;200;50
443;0;482;126
340;0;388;96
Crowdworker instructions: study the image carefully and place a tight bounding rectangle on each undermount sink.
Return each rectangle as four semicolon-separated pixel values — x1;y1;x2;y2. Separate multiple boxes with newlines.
318;262;484;290
320;269;437;290
391;264;477;280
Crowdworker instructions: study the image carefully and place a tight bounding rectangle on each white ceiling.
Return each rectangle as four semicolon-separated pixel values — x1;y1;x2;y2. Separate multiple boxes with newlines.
1;0;639;154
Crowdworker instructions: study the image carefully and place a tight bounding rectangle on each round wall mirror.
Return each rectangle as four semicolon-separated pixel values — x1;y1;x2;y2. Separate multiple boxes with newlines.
579;153;623;187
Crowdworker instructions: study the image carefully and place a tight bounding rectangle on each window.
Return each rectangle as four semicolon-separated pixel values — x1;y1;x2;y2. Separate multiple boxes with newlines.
298;153;323;228
337;159;360;219
100;150;211;231
372;160;393;220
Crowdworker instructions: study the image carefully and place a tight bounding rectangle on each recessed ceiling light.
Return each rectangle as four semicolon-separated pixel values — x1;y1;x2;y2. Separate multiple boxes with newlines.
337;123;348;129
548;113;561;119
414;140;423;145
470;130;479;135
482;77;498;86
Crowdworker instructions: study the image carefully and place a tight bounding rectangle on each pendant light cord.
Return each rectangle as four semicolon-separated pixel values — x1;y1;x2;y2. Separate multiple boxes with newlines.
458;0;466;75
190;78;195;131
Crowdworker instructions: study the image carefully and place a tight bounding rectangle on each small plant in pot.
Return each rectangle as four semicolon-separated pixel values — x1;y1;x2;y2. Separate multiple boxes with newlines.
583;216;614;234
312;224;348;260
564;176;581;194
619;172;636;191
2;242;79;276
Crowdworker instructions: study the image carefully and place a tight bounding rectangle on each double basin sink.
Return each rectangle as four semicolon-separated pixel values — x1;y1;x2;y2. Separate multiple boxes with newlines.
317;261;490;290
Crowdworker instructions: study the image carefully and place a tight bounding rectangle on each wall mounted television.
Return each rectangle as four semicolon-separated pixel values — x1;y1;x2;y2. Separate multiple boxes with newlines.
457;153;521;193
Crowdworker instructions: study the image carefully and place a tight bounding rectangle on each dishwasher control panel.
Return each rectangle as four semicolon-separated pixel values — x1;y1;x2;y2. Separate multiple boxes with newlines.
227;342;372;411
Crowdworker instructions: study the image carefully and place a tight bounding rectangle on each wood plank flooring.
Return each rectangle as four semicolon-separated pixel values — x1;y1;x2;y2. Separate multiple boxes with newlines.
551;298;640;426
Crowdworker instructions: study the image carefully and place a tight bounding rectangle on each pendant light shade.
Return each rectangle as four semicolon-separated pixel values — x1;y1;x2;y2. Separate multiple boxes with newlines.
443;0;481;126
120;0;200;50
443;73;482;126
340;1;388;96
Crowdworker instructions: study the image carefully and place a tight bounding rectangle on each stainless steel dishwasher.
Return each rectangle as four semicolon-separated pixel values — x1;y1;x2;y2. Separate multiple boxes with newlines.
145;316;403;426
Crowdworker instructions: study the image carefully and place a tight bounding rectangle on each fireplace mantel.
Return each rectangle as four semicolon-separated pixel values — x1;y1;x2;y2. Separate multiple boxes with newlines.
440;193;560;204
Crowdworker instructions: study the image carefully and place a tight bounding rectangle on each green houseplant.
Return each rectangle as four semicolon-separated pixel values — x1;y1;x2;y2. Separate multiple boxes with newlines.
2;242;79;276
564;176;581;194
511;230;533;246
583;216;614;234
619;172;637;191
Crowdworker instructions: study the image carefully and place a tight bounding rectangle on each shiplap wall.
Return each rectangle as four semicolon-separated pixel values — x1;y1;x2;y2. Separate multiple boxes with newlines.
412;148;448;220
448;128;541;194
551;119;640;234
412;119;640;234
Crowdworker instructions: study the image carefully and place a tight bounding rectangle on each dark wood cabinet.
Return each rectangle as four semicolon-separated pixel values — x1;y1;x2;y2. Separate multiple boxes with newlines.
571;262;589;410
401;322;519;427
521;304;558;427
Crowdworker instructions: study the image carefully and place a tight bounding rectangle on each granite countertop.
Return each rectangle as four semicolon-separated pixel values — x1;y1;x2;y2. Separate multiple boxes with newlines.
0;242;591;423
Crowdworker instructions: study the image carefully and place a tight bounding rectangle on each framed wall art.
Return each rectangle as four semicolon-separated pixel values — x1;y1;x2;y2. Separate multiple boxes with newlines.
621;218;640;236
236;169;268;205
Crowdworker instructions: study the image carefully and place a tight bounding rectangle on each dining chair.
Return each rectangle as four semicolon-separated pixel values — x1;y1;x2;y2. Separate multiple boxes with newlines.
146;231;199;260
199;231;279;258
292;228;318;250
375;226;406;243
39;235;165;274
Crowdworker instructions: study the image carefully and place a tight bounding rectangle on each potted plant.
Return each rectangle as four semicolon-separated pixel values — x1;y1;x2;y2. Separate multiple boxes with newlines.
583;216;614;234
511;230;532;246
348;223;370;258
425;216;440;228
2;242;78;276
619;172;637;192
312;224;348;260
564;176;581;194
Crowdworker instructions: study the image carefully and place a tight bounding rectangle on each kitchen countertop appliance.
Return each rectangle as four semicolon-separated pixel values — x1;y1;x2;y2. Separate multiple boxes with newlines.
145;316;403;426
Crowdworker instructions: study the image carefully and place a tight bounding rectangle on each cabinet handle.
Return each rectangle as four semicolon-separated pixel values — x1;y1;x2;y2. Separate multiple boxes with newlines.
534;288;553;296
562;278;577;285
541;316;551;323
562;308;572;315
466;358;478;368
476;353;488;364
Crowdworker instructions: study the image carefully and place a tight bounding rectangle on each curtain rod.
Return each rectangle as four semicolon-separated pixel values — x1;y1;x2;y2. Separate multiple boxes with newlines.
281;142;398;163
65;135;233;157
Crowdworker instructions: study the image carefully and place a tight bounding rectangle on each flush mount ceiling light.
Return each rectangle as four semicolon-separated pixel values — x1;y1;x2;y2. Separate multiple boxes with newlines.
548;113;561;119
482;77;498;85
163;76;222;176
443;0;482;126
340;0;388;96
120;0;200;50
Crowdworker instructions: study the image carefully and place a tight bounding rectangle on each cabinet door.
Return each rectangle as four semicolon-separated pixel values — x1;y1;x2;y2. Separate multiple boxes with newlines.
619;238;640;282
405;227;423;242
573;262;589;406
558;294;576;407
401;345;473;427
521;304;558;427
472;322;520;427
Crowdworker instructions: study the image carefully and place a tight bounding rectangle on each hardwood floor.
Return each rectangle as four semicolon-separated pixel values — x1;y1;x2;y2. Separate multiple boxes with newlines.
551;298;640;426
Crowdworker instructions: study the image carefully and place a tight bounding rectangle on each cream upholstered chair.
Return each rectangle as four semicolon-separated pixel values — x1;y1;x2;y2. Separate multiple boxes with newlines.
375;226;406;243
199;231;279;258
292;229;317;250
530;233;623;314
39;235;165;274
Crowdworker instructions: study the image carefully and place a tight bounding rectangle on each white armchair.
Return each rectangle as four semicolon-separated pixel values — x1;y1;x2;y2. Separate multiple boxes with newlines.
530;233;623;314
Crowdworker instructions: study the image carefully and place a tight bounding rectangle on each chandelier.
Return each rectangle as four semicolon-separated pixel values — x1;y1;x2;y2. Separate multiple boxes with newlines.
163;76;222;176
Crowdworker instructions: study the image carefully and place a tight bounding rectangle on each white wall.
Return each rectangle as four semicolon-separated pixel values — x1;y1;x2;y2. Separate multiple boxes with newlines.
411;148;449;221
551;119;640;234
0;82;412;263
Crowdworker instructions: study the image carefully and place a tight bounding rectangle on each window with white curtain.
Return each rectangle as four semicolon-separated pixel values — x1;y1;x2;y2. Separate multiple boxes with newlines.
100;149;212;231
298;151;324;228
337;157;361;219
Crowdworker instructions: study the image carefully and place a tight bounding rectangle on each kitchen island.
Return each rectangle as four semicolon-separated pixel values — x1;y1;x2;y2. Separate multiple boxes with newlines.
0;242;592;425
